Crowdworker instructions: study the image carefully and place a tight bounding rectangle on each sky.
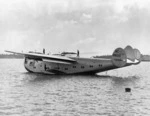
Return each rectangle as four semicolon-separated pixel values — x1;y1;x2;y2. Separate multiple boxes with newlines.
0;0;150;55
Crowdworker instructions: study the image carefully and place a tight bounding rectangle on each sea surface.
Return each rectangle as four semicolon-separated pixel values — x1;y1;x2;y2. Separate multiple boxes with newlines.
0;59;150;116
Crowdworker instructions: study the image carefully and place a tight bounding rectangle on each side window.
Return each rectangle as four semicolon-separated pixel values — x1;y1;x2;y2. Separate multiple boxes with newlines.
45;64;50;71
25;58;28;64
56;67;60;70
99;64;102;67
29;61;35;66
90;65;93;68
65;68;68;70
73;66;76;68
81;66;84;69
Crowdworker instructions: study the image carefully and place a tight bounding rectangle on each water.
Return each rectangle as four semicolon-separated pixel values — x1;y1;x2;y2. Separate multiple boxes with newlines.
0;59;150;116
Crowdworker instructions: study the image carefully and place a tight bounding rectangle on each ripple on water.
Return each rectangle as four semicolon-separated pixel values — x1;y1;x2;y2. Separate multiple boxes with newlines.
0;60;150;115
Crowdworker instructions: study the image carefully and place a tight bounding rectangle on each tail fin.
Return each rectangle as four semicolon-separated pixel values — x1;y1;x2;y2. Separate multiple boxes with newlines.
133;48;141;61
112;45;141;67
124;45;141;63
124;46;135;62
112;48;127;67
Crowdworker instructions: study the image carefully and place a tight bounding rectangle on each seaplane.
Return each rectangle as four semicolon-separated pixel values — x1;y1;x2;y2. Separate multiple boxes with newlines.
5;45;149;75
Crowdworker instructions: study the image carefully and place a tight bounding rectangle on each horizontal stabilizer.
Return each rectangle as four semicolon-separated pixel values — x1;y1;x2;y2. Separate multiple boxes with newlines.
127;59;140;64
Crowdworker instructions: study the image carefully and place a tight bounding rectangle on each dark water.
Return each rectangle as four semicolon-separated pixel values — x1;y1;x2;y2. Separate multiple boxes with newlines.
0;59;150;116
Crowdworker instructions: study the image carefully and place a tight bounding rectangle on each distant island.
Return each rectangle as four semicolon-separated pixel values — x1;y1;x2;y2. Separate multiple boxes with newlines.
141;55;150;61
0;54;24;59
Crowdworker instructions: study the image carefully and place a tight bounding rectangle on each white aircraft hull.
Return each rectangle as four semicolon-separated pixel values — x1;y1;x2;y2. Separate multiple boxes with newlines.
5;45;142;75
24;57;115;75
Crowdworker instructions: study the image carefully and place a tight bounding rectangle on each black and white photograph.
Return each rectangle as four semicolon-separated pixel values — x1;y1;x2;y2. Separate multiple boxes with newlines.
0;0;150;115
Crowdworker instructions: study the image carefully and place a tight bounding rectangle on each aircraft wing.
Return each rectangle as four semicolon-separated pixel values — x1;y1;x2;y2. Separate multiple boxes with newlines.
5;50;76;64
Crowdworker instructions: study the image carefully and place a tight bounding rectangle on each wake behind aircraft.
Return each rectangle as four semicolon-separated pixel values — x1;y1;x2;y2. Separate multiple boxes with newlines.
5;45;150;75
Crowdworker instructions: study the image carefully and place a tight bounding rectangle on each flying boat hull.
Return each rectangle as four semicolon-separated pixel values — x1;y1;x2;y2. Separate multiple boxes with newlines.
5;45;145;75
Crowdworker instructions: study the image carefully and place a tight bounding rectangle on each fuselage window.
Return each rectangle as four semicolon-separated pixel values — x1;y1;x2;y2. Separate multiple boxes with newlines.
90;65;93;68
65;68;68;70
45;64;50;71
81;66;84;69
44;64;46;70
29;61;35;67
99;64;102;67
56;67;60;70
73;66;76;68
25;58;28;64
